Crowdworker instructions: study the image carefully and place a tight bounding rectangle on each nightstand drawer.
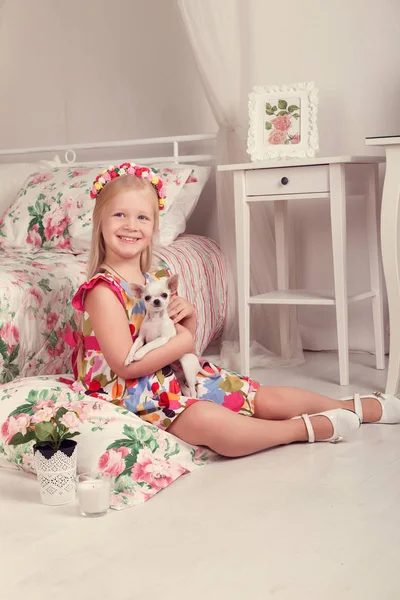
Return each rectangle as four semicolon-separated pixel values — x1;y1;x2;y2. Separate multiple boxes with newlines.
245;165;329;196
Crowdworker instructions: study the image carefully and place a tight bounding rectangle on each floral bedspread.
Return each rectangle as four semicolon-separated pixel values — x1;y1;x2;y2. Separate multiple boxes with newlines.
0;235;226;384
0;249;87;384
0;376;218;509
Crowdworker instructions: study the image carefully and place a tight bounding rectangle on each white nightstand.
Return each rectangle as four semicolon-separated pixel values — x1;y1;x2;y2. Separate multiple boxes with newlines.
218;156;386;385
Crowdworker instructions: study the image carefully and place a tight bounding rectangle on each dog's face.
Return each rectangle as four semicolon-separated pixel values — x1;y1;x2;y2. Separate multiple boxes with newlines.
130;274;179;315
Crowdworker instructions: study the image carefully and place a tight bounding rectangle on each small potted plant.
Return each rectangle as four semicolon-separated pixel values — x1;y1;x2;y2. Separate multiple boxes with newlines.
5;395;87;505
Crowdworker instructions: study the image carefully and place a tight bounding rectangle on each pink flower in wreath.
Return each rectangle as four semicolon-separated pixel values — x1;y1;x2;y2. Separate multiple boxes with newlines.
98;447;130;477
291;134;300;144
268;130;286;145
131;449;186;491
26;224;42;248
271;114;292;132
0;322;19;352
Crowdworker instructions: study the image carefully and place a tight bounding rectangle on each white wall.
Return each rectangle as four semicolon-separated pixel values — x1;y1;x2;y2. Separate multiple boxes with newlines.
1;0;399;353
0;0;215;146
246;0;400;352
0;0;218;238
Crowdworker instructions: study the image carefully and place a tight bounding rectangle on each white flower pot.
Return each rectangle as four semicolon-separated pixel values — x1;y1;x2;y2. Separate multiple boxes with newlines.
34;439;77;506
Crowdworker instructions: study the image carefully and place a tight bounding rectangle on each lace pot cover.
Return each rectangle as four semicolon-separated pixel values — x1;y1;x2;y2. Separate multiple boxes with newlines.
34;440;77;506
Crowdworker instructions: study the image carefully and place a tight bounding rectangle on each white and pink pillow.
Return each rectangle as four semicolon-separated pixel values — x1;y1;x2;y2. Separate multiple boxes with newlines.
0;162;210;252
156;164;211;246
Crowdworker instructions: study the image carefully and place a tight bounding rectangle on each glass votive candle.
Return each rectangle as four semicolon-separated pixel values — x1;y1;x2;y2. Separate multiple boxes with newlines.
76;472;111;517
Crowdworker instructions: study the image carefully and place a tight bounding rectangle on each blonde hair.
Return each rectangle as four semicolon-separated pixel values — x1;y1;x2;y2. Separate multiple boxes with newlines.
73;175;160;378
87;174;160;278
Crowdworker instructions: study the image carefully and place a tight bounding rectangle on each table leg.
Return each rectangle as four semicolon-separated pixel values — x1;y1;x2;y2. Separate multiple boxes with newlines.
365;164;385;370
274;200;291;358
380;147;400;394
234;171;250;376
329;163;349;385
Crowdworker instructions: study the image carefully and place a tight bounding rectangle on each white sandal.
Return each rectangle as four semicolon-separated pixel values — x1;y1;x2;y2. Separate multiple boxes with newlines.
301;408;361;443
343;392;400;424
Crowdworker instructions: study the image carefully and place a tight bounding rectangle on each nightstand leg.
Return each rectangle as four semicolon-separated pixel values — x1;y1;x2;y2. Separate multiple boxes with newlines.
366;164;385;370
234;171;250;376
274;200;291;358
329;164;349;385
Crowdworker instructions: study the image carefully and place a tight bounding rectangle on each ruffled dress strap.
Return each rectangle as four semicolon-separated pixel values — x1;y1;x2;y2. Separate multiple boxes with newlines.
72;269;125;312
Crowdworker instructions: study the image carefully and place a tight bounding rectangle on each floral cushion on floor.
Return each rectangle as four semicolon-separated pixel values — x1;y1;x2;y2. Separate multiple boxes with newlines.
0;376;218;510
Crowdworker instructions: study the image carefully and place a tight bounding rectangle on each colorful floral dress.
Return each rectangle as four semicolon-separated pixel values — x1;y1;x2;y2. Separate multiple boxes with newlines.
70;268;259;430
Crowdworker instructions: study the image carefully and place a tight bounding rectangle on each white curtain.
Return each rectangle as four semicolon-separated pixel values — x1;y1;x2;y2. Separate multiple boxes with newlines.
177;0;304;371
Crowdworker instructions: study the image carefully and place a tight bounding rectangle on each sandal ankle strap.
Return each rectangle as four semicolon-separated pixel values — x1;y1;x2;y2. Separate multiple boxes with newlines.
301;414;315;443
353;393;364;423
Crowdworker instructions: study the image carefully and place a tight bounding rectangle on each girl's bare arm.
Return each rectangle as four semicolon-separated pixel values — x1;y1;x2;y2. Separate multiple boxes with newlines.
84;283;194;380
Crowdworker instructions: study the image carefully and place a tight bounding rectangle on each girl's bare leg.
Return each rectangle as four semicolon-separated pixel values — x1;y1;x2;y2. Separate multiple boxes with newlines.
167;401;335;458
253;386;382;423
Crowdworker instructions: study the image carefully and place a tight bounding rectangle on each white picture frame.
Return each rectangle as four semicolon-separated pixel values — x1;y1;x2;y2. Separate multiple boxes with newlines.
247;81;319;161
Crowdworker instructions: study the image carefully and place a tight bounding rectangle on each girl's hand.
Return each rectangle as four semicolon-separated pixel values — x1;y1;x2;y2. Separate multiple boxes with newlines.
168;295;195;324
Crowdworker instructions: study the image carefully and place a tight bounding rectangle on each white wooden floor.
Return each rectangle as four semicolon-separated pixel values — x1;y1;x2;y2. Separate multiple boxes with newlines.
1;351;400;600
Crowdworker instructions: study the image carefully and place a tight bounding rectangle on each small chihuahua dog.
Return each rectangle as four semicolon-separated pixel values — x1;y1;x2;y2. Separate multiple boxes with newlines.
124;274;218;397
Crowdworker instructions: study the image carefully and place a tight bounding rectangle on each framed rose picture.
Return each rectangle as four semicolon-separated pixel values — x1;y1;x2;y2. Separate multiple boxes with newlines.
247;82;319;161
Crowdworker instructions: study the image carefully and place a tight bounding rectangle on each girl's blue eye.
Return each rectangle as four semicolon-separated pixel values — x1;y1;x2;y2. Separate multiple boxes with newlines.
138;215;149;221
114;212;125;218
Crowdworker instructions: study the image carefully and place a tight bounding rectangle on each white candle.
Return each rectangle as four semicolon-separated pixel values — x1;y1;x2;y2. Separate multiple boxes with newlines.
76;477;110;516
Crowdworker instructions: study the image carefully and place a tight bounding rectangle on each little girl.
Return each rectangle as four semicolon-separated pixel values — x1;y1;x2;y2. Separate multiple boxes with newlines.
71;163;400;457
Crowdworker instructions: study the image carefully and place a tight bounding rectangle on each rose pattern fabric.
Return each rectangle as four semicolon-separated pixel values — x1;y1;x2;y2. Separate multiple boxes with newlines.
0;376;218;510
0;249;88;384
0;164;191;254
0;237;225;385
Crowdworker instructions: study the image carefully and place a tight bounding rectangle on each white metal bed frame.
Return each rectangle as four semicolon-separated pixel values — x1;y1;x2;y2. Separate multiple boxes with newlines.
0;133;217;166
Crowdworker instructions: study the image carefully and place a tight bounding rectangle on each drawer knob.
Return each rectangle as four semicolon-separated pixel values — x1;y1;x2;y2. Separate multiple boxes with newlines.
281;176;289;185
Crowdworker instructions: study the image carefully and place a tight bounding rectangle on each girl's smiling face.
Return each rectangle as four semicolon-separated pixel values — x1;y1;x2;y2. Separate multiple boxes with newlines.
101;188;156;263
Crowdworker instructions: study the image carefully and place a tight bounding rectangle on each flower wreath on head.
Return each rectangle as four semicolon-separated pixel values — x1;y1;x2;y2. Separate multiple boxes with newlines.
90;162;166;211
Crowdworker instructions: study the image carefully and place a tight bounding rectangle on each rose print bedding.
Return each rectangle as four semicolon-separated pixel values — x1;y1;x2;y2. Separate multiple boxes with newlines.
0;235;226;384
0;159;226;507
0;375;218;509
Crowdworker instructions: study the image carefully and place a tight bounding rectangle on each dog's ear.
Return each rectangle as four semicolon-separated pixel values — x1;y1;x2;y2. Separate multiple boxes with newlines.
167;274;179;294
128;282;145;298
